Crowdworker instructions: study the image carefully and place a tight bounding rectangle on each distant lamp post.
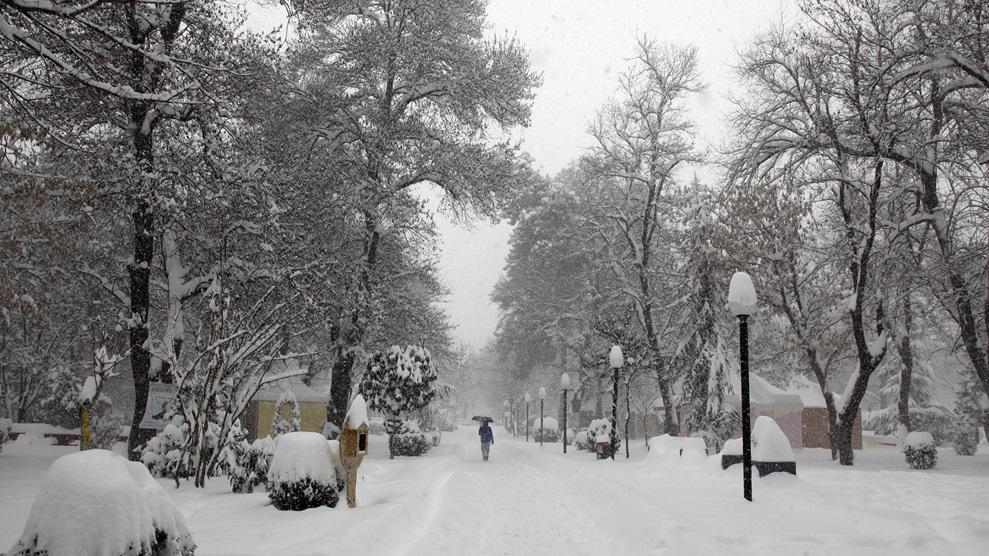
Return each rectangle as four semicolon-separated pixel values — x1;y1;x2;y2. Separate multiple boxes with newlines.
524;392;532;442
560;373;571;454
538;387;546;447
728;271;758;502
609;345;624;461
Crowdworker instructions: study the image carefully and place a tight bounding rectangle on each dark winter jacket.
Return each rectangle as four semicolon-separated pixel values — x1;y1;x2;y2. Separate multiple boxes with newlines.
479;424;494;444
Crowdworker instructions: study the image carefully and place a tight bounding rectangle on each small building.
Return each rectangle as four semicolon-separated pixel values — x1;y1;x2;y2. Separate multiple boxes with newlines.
786;376;862;450
727;372;805;449
243;378;328;441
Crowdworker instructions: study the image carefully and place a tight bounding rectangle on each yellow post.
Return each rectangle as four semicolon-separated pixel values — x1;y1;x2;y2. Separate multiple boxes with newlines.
79;405;91;450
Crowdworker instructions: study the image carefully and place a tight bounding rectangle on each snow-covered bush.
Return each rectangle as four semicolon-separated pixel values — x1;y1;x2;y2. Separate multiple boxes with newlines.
221;422;275;493
267;432;340;510
587;418;620;456
573;430;591;451
904;432;938;470
271;391;300;437
391;421;431;457
7;449;195;555
428;430;442;447
532;417;560;442
142;417;191;479
952;428;979;456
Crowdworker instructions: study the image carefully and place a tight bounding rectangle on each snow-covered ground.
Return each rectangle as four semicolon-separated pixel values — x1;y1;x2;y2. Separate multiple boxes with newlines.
2;428;988;555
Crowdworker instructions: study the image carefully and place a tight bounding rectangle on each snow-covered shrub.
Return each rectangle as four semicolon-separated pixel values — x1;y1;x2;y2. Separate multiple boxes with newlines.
952;428;979;456
391;421;431;457
89;411;126;451
904;432;938;470
573;430;591;451
220;421;275;494
271;391;300;437
267;432;339;511
7;449;195;555
142;418;191;479
531;417;560;442
428;430;442;447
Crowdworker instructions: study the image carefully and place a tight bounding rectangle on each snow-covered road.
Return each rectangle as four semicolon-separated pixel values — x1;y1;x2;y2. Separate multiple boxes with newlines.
3;427;989;555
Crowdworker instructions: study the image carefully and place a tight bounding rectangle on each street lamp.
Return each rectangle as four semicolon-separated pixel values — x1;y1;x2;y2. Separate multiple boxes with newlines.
609;345;623;461
728;271;758;502
524;391;532;442
538;387;546;447
560;373;571;454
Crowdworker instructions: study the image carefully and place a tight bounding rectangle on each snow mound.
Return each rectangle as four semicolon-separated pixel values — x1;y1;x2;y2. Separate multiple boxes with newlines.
753;416;795;461
905;431;935;450
268;431;336;485
648;434;708;457
8;449;193;556
345;395;369;429
722;437;743;456
644;435;708;467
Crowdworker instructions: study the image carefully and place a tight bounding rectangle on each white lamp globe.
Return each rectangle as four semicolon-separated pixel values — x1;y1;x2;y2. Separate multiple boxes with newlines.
560;373;571;389
539;387;546;400
728;271;758;316
609;345;624;369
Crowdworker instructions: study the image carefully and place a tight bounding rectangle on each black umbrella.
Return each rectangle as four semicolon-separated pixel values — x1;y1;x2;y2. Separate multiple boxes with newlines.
472;415;494;423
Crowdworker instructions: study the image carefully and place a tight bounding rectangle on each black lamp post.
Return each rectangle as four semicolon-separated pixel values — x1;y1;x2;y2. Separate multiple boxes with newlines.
524;392;531;442
539;387;546;446
728;271;758;502
609;345;623;461
560;373;571;454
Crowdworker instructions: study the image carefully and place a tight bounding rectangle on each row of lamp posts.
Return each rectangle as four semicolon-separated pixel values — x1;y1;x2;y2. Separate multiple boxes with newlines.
499;271;756;500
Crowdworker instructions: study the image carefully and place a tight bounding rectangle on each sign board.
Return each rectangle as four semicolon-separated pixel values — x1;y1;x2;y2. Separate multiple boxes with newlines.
139;382;179;430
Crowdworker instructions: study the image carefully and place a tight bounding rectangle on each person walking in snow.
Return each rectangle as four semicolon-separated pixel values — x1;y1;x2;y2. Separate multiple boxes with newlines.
479;420;494;461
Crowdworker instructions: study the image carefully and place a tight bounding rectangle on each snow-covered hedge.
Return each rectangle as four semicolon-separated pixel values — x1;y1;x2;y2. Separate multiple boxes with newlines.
391;421;431;457
142;419;192;479
952;428;979;456
428;430;442;447
267;432;339;510
904;432;938;470
7;450;195;555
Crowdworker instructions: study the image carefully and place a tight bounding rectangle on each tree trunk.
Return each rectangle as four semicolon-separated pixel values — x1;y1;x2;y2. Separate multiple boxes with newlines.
657;368;677;435
895;293;914;446
834;417;855;465
126;199;155;461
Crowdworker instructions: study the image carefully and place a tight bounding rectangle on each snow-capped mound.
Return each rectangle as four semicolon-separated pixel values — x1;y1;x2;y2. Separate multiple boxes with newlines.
752;416;795;461
8;449;193;556
268;431;336;485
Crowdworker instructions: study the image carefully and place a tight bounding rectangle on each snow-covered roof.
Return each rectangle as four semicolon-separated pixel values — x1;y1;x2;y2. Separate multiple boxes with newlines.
728;372;803;408
345;395;369;429
783;375;842;408
254;378;327;403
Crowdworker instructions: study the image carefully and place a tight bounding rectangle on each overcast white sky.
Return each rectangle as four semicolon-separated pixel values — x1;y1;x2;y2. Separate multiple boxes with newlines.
436;0;797;349
249;0;797;349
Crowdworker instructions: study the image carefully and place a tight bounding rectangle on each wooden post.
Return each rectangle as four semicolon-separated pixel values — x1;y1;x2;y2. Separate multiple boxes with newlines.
346;470;358;508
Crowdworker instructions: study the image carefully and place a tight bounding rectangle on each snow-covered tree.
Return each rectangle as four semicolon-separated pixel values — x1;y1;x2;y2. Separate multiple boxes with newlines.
271;391;301;437
359;345;438;459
